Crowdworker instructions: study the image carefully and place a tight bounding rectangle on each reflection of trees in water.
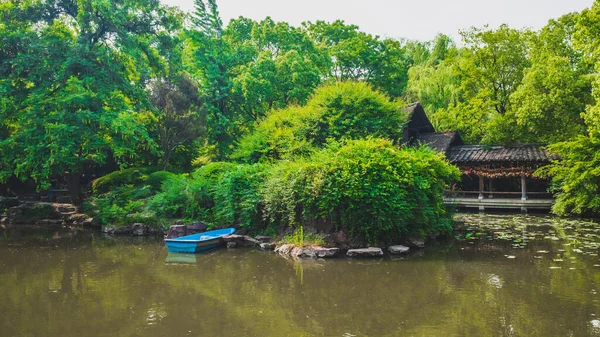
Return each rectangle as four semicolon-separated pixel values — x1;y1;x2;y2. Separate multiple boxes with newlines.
1;223;600;337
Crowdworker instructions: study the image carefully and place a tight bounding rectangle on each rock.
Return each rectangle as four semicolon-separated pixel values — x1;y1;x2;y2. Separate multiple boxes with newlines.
274;244;294;256
186;222;207;234
346;247;384;257
165;225;187;239
0;197;19;211
226;242;238;249
55;204;77;213
131;223;149;236
406;237;426;248
222;234;260;247
388;245;410;255
314;247;339;258
291;246;317;258
259;242;276;250
7;203;59;225
34;219;64;226
255;235;272;243
112;226;132;235
275;245;339;258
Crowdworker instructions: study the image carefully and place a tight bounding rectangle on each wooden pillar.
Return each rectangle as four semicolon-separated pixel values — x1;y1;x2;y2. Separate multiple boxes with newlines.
521;174;527;213
488;178;493;199
478;175;484;200
521;174;527;201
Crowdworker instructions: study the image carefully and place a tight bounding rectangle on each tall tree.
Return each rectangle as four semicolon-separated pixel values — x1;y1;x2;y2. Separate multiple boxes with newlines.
148;75;204;170
0;0;180;203
305;20;411;98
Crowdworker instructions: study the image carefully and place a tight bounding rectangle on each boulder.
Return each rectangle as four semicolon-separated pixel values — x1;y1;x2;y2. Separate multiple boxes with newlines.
131;223;149;236
226;242;238;249
314;247;340;258
275;245;339;258
35;219;64;226
259;242;277;250
112;226;132;235
255;235;272;243
388;245;410;255
186;222;207;234
406;237;426;248
274;244;294;256
7;203;59;225
165;225;187;239
222;234;260;247
0;197;19;212
346;247;384;258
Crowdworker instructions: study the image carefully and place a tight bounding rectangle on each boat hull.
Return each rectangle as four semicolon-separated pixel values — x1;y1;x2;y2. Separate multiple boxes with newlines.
165;238;223;253
164;228;236;254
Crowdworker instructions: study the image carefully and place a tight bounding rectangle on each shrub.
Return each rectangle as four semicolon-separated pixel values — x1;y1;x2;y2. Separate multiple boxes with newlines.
92;167;156;195
147;171;176;191
262;139;460;243
232;82;407;163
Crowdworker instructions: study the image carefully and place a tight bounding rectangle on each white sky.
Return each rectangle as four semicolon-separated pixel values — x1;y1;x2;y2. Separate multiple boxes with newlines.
161;0;594;42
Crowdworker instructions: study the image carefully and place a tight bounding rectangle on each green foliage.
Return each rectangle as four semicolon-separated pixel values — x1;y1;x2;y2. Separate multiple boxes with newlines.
150;162;268;228
0;0;181;196
537;136;600;216
92;168;156;195
233;81;406;163
147;171;177;191
280;226;326;247
262;139;460;243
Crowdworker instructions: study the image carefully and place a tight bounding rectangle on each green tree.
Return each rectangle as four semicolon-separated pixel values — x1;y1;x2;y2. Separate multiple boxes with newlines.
305;20;411;98
434;25;531;143
148;75;205;170
0;0;180;203
511;13;592;143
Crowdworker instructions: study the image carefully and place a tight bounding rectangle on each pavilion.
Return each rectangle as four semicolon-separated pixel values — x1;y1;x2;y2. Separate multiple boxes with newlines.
403;103;554;212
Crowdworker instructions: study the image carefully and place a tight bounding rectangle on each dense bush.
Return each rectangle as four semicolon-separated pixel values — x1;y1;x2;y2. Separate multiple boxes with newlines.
147;171;177;191
92;167;157;195
262;139;460;243
149;139;459;242
232;82;407;163
149;162;269;230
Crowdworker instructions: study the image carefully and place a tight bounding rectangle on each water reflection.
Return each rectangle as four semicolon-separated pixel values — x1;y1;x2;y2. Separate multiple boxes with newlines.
1;214;600;336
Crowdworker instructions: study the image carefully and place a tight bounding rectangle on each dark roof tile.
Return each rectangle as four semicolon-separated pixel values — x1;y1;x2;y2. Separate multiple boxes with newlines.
447;144;551;164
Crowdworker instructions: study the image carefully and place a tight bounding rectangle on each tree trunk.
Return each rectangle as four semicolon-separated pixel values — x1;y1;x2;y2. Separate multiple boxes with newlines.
66;173;82;205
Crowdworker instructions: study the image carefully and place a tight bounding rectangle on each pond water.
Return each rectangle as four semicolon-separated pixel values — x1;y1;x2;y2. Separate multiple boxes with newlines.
2;213;600;337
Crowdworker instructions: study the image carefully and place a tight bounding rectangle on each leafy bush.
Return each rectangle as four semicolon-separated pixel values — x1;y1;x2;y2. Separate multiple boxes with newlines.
262;139;460;243
537;135;600;216
232;82;407;163
280;226;326;247
150;162;269;229
147;171;176;191
92;167;156;195
151;139;459;242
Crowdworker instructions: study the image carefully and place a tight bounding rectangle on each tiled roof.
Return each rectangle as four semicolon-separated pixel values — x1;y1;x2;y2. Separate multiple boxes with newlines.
418;132;461;153
447;144;551;164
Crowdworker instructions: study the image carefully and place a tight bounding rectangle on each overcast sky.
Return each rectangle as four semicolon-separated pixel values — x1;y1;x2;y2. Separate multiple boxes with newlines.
162;0;594;42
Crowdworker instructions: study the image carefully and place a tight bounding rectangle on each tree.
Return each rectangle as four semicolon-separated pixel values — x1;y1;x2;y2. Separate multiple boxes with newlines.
430;25;531;143
0;0;180;203
148;75;205;170
511;13;592;143
305;20;411;98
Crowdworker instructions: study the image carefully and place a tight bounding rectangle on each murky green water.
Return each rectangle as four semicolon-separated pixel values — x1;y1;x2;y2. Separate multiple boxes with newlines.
2;214;600;337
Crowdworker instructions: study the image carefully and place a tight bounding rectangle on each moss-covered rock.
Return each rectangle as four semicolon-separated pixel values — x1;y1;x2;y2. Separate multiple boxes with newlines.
7;203;59;225
0;197;19;212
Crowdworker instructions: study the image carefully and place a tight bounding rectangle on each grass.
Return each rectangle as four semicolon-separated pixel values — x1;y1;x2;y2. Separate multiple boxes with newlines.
280;226;326;247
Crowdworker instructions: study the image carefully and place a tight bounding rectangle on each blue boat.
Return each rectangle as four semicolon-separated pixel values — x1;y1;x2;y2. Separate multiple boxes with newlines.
164;228;236;253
